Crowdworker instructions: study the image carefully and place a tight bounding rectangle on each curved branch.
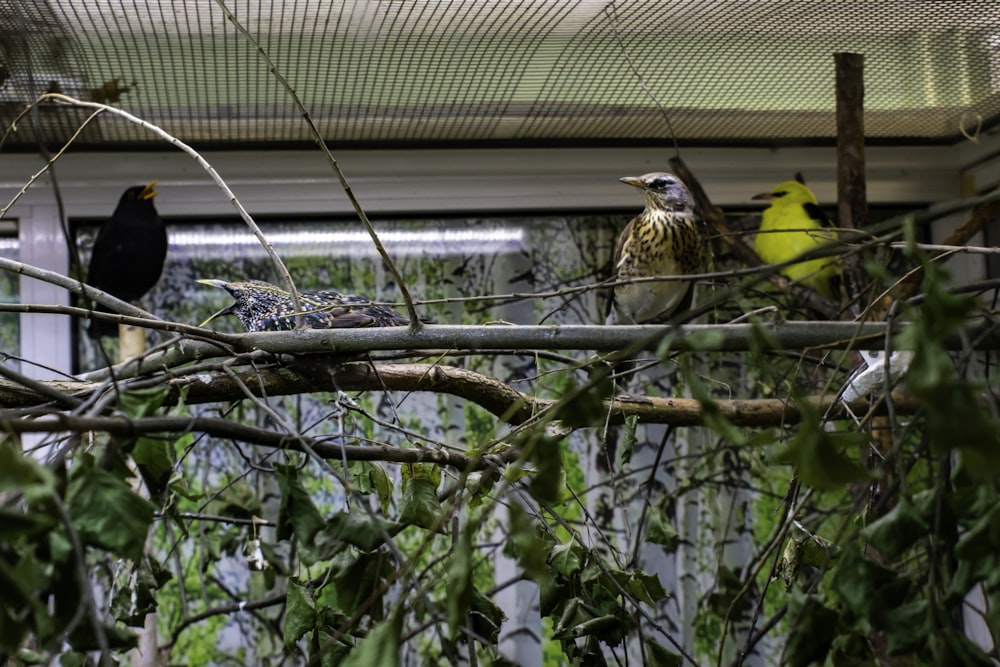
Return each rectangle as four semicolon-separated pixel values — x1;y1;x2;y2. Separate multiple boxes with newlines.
1;362;921;428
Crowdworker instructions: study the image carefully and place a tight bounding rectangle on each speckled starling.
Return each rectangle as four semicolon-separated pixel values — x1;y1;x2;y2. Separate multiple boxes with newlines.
85;181;167;338
606;172;702;324
198;279;409;332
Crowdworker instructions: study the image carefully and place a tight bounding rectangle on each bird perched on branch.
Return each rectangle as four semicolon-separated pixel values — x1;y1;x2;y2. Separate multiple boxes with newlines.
606;172;702;324
198;279;409;332
85;181;167;339
752;179;841;300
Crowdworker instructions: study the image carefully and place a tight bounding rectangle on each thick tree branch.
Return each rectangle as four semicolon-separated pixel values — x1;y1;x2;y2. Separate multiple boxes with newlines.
1;362;922;428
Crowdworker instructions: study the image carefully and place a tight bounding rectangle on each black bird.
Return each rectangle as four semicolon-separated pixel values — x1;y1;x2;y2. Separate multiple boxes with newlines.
606;172;702;324
85;181;167;338
197;279;409;332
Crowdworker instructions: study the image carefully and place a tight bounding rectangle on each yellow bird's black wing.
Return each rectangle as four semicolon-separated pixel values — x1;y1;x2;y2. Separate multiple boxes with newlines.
802;202;834;228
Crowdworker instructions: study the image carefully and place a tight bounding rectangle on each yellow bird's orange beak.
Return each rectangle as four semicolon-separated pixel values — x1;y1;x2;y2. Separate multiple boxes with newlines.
751;191;774;201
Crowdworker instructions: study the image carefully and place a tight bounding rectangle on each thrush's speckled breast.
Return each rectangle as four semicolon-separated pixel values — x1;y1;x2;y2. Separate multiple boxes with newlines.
198;279;409;332
607;172;702;324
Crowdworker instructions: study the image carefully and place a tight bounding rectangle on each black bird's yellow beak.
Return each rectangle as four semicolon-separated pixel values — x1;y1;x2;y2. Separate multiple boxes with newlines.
139;180;158;200
619;176;645;189
751;191;774;201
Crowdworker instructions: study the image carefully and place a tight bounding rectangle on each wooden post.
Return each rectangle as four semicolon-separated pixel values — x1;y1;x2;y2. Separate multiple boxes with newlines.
834;52;873;313
118;323;163;666
118;323;146;364
834;52;867;233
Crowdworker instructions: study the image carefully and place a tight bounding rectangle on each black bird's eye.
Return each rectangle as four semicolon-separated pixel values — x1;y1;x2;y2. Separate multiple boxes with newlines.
652;177;675;189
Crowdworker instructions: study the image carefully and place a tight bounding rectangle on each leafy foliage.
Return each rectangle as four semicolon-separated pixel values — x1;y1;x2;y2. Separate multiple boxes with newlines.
4;191;999;667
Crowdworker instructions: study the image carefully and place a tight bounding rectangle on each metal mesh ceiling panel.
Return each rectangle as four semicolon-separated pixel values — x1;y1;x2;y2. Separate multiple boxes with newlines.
1;0;999;150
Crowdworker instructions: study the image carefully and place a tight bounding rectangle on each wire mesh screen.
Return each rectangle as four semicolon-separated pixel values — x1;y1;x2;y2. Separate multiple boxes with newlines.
1;0;999;150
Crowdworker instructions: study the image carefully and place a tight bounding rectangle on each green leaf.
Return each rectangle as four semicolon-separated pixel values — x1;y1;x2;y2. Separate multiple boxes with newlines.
645;640;681;667
830;545;909;624
559;372;612;429
446;526;473;640
0;506;56;540
314;630;353;667
283;579;317;651
628;570;668;606
341;608;402;667
350;461;393;513
312;511;396;556
645;502;679;551
928;627;994;667
504;503;552;582
329;551;392;620
549;540;584;578
883;600;929;655
67;620;138;651
553;613;626;645
784;590;837;667
469;589;505;646
897;265;1000;478
398;478;442;530
0;440;56;498
860;494;931;560
772;402;872;490
131;437;174;498
684;358;756;447
526;434;565;506
274;464;324;545
620;414;638;465
0;556;52;652
118;386;169;418
210;479;260;519
58;652;86;667
66;464;154;561
955;503;1000;560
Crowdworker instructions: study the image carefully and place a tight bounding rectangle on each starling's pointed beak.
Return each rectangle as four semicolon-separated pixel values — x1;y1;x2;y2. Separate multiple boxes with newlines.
752;191;774;201
197;279;235;327
619;176;645;189
199;305;236;327
139;180;158;200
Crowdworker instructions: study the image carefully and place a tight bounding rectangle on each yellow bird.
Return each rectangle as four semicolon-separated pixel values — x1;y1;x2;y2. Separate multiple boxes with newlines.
752;180;840;300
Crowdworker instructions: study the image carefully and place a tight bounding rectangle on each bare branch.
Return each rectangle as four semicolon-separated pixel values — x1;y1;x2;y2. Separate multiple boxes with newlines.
74;318;1000;384
2;412;490;469
1;361;923;429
